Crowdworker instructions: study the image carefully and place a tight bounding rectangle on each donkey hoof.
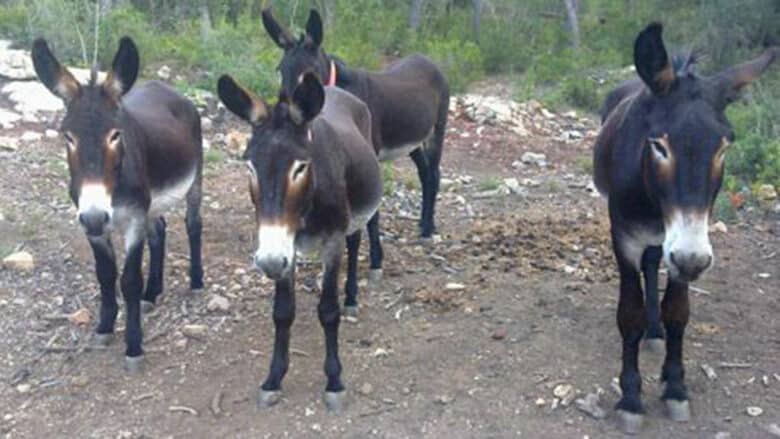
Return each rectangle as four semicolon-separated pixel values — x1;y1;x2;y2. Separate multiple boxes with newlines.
368;268;383;284
343;305;359;318
140;300;155;314
643;338;665;354
665;399;691;422
93;332;114;347
124;355;145;374
616;410;644;435
258;390;282;408
190;287;204;295
323;391;346;413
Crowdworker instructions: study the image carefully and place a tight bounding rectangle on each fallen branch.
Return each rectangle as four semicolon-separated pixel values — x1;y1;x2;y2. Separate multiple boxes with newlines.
169;405;198;416
690;285;712;296
291;348;310;357
719;362;752;369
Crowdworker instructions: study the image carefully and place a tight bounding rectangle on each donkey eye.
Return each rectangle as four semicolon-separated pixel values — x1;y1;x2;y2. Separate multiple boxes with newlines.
291;160;309;182
649;138;669;160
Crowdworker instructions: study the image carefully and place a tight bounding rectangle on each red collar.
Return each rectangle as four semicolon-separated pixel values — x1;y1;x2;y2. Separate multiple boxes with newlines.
326;60;337;87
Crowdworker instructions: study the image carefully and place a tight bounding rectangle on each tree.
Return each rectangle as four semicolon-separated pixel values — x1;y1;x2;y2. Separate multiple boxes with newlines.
564;0;580;48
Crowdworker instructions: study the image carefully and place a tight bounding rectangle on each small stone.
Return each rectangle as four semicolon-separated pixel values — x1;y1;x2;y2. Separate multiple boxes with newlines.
435;395;453;405
304;407;315;417
535;397;546;407
503;178;523;194
491;328;507;340
756;184;777;201
206;295;230;312
16;383;32;394
225;130;249;155
711;221;728;234
445;282;465;291
746;406;763;417
20;131;42;142
174;338;188;350
71;375;89;387
766;423;780;437
0;136;20;151
521;151;547;167
372;348;390;358
359;383;373;396
67;308;92;326
201;117;213;132
714;432;731;439
44;129;58;139
182;324;208;340
701;363;718;380
157;65;171;80
553;383;576;406
3;251;34;271
758;272;771;279
575;392;606;419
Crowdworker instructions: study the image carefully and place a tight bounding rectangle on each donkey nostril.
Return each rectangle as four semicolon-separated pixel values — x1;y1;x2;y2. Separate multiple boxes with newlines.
281;257;289;269
670;252;678;267
102;212;109;223
78;213;86;226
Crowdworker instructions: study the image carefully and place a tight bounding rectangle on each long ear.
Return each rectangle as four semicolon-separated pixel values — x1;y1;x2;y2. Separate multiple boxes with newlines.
289;72;325;125
634;22;675;95
262;8;295;49
305;9;324;47
217;75;268;125
714;47;778;106
104;37;139;98
31;39;80;103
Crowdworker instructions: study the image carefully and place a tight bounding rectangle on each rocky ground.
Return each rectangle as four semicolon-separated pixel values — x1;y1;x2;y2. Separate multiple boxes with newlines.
1;43;780;438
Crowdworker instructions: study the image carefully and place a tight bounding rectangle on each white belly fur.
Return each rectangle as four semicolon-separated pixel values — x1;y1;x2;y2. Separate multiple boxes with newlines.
148;167;197;217
618;227;664;271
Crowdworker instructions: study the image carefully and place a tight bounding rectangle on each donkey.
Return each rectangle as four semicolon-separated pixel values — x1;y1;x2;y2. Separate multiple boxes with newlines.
32;37;204;372
217;72;382;411
594;22;777;433
262;8;450;283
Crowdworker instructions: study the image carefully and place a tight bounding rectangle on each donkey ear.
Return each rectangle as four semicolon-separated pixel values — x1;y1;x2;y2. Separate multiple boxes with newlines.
31;38;80;103
217;75;268;125
634;22;676;95
290;72;324;125
104;37;139;98
305;9;324;47
714;47;778;107
262;8;295;49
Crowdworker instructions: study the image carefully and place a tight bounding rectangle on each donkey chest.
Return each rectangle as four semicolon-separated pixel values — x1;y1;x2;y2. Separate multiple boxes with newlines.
618;225;665;270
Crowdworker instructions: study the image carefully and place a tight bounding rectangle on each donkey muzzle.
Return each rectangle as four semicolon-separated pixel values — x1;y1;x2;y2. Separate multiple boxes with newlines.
79;209;110;237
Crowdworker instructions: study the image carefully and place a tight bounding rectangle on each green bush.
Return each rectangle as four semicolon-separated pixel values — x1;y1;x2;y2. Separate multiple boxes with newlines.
418;37;484;93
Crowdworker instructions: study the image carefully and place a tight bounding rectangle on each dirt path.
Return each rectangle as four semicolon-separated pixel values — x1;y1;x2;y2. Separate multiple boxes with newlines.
0;84;779;439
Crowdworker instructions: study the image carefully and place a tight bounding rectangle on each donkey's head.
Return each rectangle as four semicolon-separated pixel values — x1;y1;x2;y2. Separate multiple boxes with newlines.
32;37;139;237
218;73;325;280
262;8;332;99
633;23;777;281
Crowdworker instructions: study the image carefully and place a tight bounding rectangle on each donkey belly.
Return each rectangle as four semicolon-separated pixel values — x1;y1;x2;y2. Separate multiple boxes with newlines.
347;197;380;235
148;166;197;217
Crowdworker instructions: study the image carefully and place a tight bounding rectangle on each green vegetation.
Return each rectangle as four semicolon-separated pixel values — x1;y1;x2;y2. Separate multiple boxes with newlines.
0;0;777;192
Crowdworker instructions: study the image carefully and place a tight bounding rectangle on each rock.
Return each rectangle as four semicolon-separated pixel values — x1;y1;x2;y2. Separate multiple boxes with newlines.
766;423;780;437
711;221;728;234
225;130;249;155
201;116;213;132
491;328;507;340
174;338;188;350
553;383;575;406
16;384;32;394
358;383;373;396
714;432;731;439
71;376;89;387
3;251;34;271
67;308;92;326
445;282;465;291
756;184;778;201
206;295;230;312
521;152;547;167
535;397;546;407
575;392;606;419
746;406;763;417
503;178;523;195
182;324;208;340
20;131;42;142
435;395;454;405
0;108;21;129
157;65;171;80
44;129;58;139
0;136;20;151
701;363;718;380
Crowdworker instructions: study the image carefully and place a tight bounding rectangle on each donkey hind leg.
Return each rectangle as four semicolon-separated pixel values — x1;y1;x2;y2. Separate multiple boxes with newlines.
259;272;296;408
641;246;664;353
320;237;346;412
661;279;691;422
88;235;118;347
344;230;361;317
410;140;442;239
366;210;383;283
613;239;647;434
185;171;204;292
142;216;166;313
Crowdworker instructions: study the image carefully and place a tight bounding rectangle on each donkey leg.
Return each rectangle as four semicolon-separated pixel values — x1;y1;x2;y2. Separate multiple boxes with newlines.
344;230;361;317
88;235;118;346
142;216;166;313
366;211;383;283
614;245;647;434
641;246;664;353
410;148;432;238
423;116;446;238
121;228;146;373
661;279;691;421
259;274;296;407
320;237;345;412
185;175;204;292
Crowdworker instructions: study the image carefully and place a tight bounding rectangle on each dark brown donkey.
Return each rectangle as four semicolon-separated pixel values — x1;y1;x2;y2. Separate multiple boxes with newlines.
32;37;204;372
262;8;449;288
217;72;382;411
594;23;777;433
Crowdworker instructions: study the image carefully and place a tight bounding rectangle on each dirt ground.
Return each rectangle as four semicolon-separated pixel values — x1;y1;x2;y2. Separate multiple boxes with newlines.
0;82;779;439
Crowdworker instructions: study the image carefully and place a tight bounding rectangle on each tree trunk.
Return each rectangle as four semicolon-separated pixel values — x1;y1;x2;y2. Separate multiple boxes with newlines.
472;0;483;41
409;0;424;30
200;0;212;40
564;0;581;48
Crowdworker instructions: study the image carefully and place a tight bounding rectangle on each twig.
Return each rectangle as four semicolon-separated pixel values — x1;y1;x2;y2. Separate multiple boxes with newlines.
169;405;198;416
690;285;712;296
384;291;406;310
44;345;107;353
210;390;224;416
358;406;396;418
291;348;309;357
132;392;156;402
719;362;753;369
